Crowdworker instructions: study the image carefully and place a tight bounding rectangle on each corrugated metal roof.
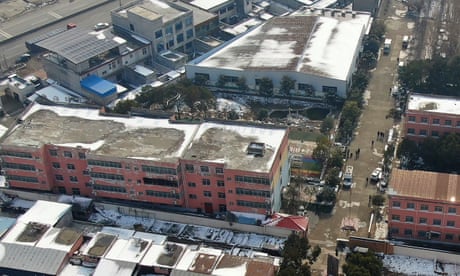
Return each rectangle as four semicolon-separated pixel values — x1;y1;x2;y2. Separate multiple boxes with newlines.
0;242;67;275
389;169;460;201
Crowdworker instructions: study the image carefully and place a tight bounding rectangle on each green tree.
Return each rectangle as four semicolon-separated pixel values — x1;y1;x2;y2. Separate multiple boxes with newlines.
278;234;311;276
258;77;274;97
320;117;334;134
312;136;331;164
363;38;380;56
280;75;296;96
257;108;269;121
325;167;341;187
316;187;336;203
371;194;385;207
368;20;386;42
327;149;344;169
227;110;239;120
342;252;383;276
351;70;370;92
113;99;139;114
341;101;361;125
310;245;322;262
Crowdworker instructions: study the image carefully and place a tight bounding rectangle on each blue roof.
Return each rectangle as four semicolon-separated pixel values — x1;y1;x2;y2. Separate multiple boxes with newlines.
80;75;116;97
0;217;16;238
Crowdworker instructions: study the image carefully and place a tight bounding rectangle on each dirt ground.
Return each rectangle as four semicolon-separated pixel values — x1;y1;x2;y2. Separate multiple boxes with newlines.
0;0;57;22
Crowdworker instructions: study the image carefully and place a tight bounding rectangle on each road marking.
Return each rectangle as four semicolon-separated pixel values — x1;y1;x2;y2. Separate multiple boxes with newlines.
48;11;63;19
338;200;361;208
0;29;12;39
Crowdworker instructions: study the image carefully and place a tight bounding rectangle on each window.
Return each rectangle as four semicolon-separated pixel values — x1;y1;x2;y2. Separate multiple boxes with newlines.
419;129;427;136
390;228;399;234
129;24;135;31
185;16;193;26
216;167;224;174
175;21;183;31
418;231;426;237
142;48;147;55
200;166;209;173
447;220;455;227
67;164;75;170
433;219;441;225
217;180;225;187
7;175;38;183
236;188;270;197
433;118;440;124
55;174;64;181
57;186;66;194
421;117;428;123
189;194;197;199
445;234;454;240
406;202;415;209
90;172;124;181
392;201;401;208
70;176;78;182
52;162;60;169
445;119;452;126
235;175;270;185
72;188;80;195
203;191;212;197
391;215;400;221
157;43;165;52
185;164;194;173
142;165;176;175
434;206;443;212
63;151;72;158
49;149;58;156
218;192;225;198
202;179;210;186
155;30;163;39
165;25;173;35
3;162;35;171
431;130;439;137
420;204;429;211
188;182;196;187
78;152;86;159
419;217;427;224
237;200;269;209
405;216;414;222
94;184;126;193
457;121;460;127
404;229;412;235
408;116;416;122
448;207;456;214
143;177;178;187
168;39;174;48
322;86;337;93
177;33;184;43
407;128;415;134
88;160;122;168
186;29;193;39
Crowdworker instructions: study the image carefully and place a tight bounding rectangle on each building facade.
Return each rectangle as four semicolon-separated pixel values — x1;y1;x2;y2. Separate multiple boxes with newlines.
388;169;460;244
403;94;460;143
0;104;289;215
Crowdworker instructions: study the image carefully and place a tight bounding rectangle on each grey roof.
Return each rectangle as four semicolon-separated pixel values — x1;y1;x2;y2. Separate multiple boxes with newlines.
36;28;125;64
173;1;217;25
0;242;68;275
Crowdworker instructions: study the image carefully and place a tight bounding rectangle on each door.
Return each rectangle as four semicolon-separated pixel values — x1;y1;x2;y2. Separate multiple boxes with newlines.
204;202;213;214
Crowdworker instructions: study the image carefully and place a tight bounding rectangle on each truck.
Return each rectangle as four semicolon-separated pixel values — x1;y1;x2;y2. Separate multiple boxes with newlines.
383;38;392;55
342;165;353;189
402;35;409;49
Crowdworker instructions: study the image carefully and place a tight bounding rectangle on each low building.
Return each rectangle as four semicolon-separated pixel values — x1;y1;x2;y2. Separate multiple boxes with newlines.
0;103;289;215
187;0;253;24
2;74;35;103
186;10;371;99
403;94;460;143
388;169;460;244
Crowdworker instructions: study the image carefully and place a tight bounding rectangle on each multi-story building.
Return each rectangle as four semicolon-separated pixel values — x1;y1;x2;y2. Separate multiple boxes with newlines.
186;0;252;24
186;10;372;99
37;28;150;105
0;103;289;215
403;94;460;143
111;0;196;55
388;169;460;244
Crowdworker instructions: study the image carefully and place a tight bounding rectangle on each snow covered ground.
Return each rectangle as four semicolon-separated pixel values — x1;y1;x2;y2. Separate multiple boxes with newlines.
89;208;285;250
383;255;460;275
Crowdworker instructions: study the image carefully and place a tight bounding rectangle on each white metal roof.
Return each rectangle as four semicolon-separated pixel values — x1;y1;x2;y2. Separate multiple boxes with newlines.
93;258;136;276
18;200;71;226
190;0;231;11
407;94;460;115
104;237;151;263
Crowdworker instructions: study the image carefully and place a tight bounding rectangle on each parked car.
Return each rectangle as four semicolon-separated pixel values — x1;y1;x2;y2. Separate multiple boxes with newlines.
66;23;77;30
94;22;110;31
370;168;382;182
15;53;31;64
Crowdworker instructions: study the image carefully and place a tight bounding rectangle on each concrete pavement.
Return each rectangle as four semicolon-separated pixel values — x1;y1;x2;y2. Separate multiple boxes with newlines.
308;0;415;273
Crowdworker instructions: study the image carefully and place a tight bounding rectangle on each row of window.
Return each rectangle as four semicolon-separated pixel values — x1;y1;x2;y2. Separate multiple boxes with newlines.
236;188;270;198
6;174;39;183
185;164;224;175
93;184;126;193
235;175;270;185
188;179;225;187
392;201;456;213
88;159;122;168
146;190;180;199
391;228;460;240
236;200;269;209
49;149;85;159
406;128;455;137
189;191;225;199
408;116;460;127
0;151;33;159
52;162;79;170
55;175;78;182
90;172;124;181
142;165;177;175
391;215;456;226
3;162;36;171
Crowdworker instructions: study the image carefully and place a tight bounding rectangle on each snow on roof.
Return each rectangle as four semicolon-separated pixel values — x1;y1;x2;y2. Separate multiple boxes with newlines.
407;93;460;115
184;122;287;172
190;0;230;11
93;258;136;276
104;237;151;263
35;227;81;252
18;200;71;226
196;15;367;80
383;254;460;275
59;262;95;276
58;195;93;209
133;231;167;245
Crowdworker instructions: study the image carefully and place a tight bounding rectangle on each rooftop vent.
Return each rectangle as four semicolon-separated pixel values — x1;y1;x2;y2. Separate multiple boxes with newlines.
247;142;265;157
352;12;356;18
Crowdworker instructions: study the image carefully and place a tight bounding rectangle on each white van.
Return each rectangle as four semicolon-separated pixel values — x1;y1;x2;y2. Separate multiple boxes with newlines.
342;165;353;189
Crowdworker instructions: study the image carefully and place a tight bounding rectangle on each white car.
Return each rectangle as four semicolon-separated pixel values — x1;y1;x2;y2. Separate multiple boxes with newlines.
370;168;382;182
94;22;110;31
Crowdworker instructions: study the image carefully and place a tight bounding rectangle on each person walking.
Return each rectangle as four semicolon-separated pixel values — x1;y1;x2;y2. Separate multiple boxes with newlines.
371;140;374;147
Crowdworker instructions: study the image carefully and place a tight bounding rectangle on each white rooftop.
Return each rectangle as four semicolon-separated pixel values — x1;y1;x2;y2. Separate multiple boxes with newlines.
195;15;369;81
18;200;71;226
104;237;151;263
101;227;135;240
35;227;81;252
174;246;223;272
140;242;187;267
190;0;231;11
407;94;460;115
59;262;95;276
1;222;37;246
30;84;88;104
93;258;136;276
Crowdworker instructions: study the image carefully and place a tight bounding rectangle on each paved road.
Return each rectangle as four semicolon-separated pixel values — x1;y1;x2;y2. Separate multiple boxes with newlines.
0;0;131;66
309;0;416;273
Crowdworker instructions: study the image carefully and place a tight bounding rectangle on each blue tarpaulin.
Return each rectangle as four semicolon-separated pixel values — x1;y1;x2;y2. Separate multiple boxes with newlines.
80;75;116;97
